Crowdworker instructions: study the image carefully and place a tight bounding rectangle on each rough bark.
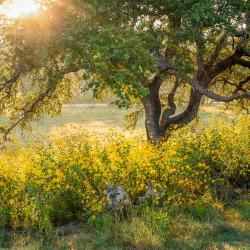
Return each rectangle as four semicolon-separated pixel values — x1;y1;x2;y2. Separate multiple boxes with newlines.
161;69;209;135
141;75;204;142
142;76;162;142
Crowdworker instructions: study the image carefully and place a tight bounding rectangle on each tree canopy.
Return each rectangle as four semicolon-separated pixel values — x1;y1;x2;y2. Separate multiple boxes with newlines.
0;0;249;141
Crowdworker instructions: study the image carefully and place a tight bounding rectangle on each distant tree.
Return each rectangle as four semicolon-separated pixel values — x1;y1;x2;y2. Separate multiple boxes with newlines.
0;0;249;142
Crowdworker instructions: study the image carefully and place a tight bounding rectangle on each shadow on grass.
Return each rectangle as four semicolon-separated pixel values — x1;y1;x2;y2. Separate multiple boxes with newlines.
167;200;250;250
0;196;249;250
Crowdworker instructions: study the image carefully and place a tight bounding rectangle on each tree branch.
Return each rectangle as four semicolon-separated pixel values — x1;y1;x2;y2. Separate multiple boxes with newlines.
233;75;250;93
209;47;249;78
208;34;227;66
0;68;21;93
212;76;250;92
160;77;180;128
161;87;203;133
180;75;250;102
234;57;250;69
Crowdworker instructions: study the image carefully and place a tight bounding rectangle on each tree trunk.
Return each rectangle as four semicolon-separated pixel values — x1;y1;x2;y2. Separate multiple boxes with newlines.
141;71;208;143
142;77;162;142
143;96;162;142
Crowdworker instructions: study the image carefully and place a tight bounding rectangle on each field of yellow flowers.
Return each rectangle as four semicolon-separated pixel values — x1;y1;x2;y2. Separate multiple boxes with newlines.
0;116;249;235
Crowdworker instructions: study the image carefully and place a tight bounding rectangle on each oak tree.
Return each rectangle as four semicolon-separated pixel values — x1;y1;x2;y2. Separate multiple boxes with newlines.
0;0;249;141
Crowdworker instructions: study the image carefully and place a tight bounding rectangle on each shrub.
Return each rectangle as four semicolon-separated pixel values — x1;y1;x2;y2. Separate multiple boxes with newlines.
0;116;249;231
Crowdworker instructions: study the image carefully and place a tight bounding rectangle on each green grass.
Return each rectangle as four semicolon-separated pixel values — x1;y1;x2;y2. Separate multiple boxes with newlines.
8;104;234;142
0;194;249;250
7;105;132;142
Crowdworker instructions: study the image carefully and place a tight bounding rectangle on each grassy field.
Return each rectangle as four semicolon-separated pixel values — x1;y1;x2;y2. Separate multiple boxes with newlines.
1;194;249;250
11;104;235;142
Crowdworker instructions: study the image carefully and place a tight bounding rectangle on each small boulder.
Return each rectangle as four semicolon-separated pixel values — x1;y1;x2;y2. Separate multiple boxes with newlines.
106;184;131;210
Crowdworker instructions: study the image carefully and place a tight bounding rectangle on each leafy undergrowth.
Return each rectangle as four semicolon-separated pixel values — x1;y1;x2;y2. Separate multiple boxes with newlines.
0;194;249;250
0;116;249;249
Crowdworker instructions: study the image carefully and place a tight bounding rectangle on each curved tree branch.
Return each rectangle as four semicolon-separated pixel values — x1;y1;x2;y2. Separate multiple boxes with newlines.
209;47;250;78
181;75;250;102
161;87;203;133
160;77;180;128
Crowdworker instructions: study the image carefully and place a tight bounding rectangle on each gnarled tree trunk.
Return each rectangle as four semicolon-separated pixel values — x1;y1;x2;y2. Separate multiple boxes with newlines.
142;73;207;143
142;76;162;142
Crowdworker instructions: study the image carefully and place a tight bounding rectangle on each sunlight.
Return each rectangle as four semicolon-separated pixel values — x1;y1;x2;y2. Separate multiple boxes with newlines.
0;0;41;19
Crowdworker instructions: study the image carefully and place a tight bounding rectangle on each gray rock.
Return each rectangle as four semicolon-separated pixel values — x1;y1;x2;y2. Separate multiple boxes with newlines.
106;184;131;210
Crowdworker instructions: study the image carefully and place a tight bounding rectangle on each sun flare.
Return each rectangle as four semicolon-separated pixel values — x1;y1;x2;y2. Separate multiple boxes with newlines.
0;0;41;19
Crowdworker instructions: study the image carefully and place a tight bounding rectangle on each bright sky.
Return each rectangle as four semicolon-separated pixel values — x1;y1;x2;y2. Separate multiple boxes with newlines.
0;0;41;19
